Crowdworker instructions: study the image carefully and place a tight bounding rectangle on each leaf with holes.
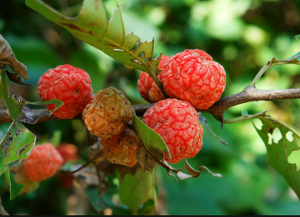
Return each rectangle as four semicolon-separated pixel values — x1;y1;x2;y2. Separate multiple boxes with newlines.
254;118;300;199
0;121;36;177
25;0;165;94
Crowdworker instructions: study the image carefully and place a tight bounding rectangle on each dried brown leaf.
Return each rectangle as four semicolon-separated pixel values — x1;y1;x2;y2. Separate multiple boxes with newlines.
0;35;28;80
6;70;31;86
136;145;156;171
87;141;106;165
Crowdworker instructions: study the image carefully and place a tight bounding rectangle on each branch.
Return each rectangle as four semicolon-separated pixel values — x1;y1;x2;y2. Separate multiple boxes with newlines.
0;87;299;125
1;56;300;125
201;86;300;120
0;104;154;124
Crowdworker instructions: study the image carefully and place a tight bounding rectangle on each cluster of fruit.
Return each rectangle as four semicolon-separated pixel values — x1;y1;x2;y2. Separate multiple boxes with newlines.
14;48;226;189
138;49;226;163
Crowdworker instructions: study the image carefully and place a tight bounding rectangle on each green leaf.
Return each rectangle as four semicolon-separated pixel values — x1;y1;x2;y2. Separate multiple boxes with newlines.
0;121;36;177
4;166;23;200
117;167;156;215
138;199;154;215
295;34;300;42
132;112;170;161
25;0;164;90
254;118;300;199
0;70;22;121
85;187;131;215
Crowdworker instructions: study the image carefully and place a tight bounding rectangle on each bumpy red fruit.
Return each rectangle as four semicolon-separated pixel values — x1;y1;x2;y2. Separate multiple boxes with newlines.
82;87;134;139
37;64;93;119
137;55;170;103
22;143;64;182
142;98;203;164
56;143;79;164
101;128;140;167
159;49;226;109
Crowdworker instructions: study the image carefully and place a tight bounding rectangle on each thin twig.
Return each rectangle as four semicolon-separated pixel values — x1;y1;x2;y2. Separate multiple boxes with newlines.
61;157;95;174
248;55;300;87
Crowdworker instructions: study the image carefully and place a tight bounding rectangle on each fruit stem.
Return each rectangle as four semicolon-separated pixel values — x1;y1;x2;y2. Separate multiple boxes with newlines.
61;156;97;174
151;71;169;99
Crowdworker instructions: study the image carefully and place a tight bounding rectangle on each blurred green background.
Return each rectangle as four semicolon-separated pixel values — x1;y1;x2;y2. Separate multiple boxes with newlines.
1;0;300;215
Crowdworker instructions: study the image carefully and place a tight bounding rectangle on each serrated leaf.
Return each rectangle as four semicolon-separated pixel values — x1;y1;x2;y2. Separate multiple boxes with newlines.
25;0;163;85
4;166;23;200
0;35;28;80
117;166;156;215
132;112;170;161
0;121;36;177
254;118;300;199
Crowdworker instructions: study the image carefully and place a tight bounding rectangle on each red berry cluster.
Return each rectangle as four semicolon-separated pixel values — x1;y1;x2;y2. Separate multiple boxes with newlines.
137;49;226;163
34;48;226;167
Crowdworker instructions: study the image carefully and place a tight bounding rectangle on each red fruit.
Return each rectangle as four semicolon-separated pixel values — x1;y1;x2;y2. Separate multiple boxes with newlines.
37;64;93;119
142;99;203;164
183;49;213;61
159;49;226;109
22;143;64;182
137;55;170;103
101;128;140;167
56;143;79;164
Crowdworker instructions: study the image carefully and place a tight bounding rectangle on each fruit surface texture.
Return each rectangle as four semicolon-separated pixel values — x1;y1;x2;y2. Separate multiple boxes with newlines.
159;49;226;109
142;98;203;163
137;55;170;103
101;128;140;167
22;143;63;182
37;64;93;119
82;87;134;139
